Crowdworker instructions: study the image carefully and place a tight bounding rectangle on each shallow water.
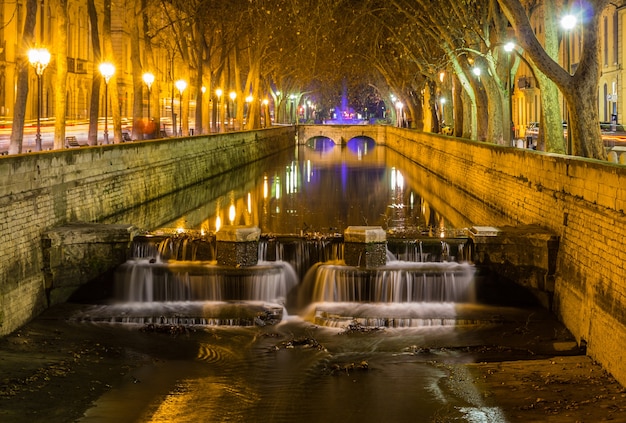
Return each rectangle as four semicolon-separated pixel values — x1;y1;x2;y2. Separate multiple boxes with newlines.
73;306;565;423
67;142;559;422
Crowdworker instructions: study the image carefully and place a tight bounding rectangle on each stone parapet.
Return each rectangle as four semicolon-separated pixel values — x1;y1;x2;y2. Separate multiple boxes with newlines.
216;226;262;267
343;226;387;268
0;127;294;335
42;223;136;305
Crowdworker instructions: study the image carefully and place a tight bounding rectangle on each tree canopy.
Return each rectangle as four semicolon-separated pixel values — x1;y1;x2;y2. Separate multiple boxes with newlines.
11;0;612;159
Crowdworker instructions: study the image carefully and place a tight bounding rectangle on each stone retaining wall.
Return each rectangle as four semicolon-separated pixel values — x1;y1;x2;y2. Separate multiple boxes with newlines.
0;127;295;335
3;123;626;386
383;127;626;385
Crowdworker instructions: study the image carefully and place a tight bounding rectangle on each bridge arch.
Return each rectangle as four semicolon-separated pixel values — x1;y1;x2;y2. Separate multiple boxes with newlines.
306;136;336;151
346;135;376;153
298;124;387;147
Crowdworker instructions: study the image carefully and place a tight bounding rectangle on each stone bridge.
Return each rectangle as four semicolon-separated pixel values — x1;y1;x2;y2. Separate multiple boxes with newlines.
297;124;387;146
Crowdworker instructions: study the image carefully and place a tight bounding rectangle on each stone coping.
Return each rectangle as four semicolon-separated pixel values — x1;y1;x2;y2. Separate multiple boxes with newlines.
344;226;386;243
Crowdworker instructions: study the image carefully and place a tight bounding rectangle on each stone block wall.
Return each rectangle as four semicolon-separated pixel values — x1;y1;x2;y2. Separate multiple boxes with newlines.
0;127;295;335
383;127;626;385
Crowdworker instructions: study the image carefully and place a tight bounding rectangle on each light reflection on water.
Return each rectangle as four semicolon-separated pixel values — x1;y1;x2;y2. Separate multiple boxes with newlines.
78;315;529;423
78;140;548;422
156;143;462;236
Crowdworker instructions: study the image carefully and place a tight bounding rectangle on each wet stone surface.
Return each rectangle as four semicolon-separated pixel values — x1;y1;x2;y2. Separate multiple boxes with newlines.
1;303;626;422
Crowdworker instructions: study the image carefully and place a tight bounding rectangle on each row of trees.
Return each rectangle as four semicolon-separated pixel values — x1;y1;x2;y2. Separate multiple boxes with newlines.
10;0;609;159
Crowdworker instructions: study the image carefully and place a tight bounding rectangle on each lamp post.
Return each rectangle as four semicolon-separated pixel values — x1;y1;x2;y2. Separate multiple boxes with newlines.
262;99;269;127
229;91;237;130
245;95;253;128
504;42;515;145
289;94;296;124
561;14;576;155
395;101;403;127
28;47;51;152
142;72;154;120
440;97;446;129
99;62;115;144
175;79;187;136
215;88;222;132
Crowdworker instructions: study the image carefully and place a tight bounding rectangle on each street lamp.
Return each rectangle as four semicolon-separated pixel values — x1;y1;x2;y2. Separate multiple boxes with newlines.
561;14;577;154
229;91;237;130
504;42;515;144
395;101;404;127
215;88;223;132
99;62;115;144
28;47;51;152
142;72;154;120
245;95;253;128
175;79;187;136
289;94;296;124
440;97;446;128
262;99;269;127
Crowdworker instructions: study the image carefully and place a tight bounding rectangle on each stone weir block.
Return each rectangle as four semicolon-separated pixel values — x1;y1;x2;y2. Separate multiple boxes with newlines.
42;223;137;305
468;225;559;309
343;226;387;268
216;225;262;267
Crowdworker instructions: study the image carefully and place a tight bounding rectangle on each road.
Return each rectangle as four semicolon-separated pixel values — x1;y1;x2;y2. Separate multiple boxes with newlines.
0;119;153;153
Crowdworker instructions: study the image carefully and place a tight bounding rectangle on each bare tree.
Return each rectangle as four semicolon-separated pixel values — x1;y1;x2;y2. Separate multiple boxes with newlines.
499;0;608;159
53;0;69;150
9;0;37;154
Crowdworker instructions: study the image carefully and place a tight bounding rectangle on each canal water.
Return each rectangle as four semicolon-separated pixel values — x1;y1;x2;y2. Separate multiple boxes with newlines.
67;139;574;422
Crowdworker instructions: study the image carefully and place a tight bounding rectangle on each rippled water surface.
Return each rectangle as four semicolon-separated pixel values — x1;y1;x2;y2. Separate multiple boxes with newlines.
70;141;565;422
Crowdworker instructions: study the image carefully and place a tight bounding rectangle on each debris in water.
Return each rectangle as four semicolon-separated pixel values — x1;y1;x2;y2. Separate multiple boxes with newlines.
140;324;194;337
273;337;326;351
328;360;369;376
339;320;385;334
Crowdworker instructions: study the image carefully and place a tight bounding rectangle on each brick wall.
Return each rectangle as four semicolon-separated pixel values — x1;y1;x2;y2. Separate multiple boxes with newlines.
383;127;626;385
0;127;295;335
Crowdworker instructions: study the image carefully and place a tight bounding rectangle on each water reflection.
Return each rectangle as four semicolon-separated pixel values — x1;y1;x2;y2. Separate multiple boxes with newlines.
154;144;460;237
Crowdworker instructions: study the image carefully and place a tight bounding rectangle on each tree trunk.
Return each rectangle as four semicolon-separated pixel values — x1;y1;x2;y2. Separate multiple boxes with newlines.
53;0;69;150
87;0;101;145
102;0;122;143
9;0;37;155
499;0;608;159
130;0;144;140
142;0;159;137
525;0;565;153
452;75;464;137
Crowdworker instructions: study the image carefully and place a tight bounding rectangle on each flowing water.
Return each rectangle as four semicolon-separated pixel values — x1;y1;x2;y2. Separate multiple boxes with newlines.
68;141;570;422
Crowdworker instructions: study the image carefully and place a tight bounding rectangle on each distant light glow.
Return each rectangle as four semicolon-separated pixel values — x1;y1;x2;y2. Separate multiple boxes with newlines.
561;14;577;30
175;79;187;94
229;204;236;223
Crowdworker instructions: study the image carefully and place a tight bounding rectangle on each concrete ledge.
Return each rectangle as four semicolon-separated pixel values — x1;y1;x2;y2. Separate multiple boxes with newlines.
216;226;261;267
42;223;136;305
344;226;387;268
468;225;559;308
216;225;261;242
344;226;386;243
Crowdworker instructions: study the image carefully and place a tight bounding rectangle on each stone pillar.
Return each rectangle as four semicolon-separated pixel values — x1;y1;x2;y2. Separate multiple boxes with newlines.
216;225;261;267
343;226;387;268
468;225;559;309
42;223;136;305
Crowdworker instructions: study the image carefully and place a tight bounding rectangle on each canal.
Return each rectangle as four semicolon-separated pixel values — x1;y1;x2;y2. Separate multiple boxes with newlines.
2;141;625;422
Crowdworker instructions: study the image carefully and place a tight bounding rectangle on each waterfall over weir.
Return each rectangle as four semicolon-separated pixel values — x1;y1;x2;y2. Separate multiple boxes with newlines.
301;261;475;304
102;232;476;327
